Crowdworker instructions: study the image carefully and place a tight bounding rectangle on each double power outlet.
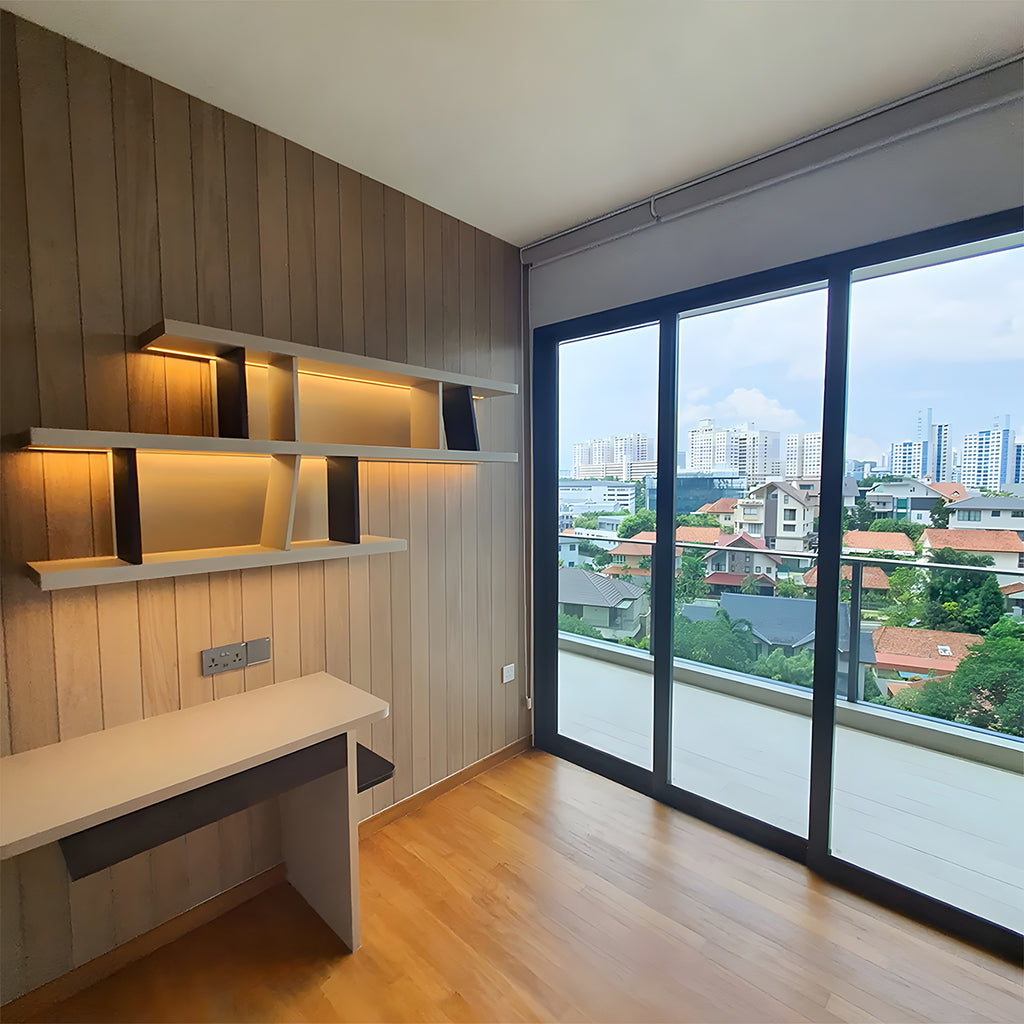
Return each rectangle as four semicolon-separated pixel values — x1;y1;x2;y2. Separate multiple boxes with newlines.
201;637;272;677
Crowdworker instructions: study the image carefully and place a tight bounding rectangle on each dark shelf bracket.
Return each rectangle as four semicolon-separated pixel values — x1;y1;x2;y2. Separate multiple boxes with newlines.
216;346;249;439
327;456;361;544
111;448;143;565
442;385;480;451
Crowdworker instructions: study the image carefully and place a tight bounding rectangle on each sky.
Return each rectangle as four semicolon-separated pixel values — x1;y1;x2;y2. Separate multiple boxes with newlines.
558;241;1024;474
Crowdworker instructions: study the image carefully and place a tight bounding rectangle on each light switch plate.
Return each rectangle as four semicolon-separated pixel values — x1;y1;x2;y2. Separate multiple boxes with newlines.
502;663;515;684
246;637;272;665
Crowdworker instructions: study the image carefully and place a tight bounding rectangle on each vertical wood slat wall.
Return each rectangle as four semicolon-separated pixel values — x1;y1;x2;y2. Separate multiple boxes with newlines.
0;13;528;1001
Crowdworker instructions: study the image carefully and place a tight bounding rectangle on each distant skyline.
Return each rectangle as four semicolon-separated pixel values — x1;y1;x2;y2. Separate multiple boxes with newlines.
558;242;1023;475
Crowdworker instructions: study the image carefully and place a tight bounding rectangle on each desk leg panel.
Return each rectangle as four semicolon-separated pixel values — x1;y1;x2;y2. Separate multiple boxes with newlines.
279;732;360;952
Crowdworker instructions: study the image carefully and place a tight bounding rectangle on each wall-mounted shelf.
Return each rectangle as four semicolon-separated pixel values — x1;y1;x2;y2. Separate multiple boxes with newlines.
28;538;406;592
15;320;518;590
21;428;519;464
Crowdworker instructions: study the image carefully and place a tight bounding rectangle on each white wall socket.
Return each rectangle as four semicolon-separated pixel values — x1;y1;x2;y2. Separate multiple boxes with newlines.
502;663;515;684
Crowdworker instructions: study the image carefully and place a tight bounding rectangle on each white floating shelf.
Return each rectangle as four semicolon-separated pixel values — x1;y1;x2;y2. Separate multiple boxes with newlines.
20;427;518;464
28;536;407;591
140;318;519;398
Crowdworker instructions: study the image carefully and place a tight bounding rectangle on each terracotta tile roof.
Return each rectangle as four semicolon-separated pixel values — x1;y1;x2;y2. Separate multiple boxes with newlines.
704;532;783;562
872;626;982;676
704;572;776;588
1000;582;1024;595
922;529;1024;554
930;482;970;502
843;530;915;553
701;498;737;515
802;565;890;590
674;526;721;545
603;565;652;578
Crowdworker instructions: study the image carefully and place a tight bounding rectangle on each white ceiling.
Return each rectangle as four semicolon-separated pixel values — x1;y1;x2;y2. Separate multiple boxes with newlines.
4;1;1023;246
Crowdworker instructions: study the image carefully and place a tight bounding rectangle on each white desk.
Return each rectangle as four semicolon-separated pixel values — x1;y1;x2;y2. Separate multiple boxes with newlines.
0;673;388;951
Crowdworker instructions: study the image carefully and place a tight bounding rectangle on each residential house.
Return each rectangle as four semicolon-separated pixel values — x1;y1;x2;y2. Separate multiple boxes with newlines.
678;593;876;697
605;532;659;578
842;531;916;556
930;482;972;503
702;533;782;595
748;480;815;552
802;564;891;593
558;567;649;641
871;626;983;692
920;528;1024;585
945;496;1024;536
1001;582;1024;616
695;497;737;530
865;479;943;523
558;534;580;567
675;525;723;548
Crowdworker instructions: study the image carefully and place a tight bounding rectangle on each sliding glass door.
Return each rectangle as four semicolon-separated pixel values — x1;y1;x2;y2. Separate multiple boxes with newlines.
669;285;827;836
533;208;1023;956
554;323;660;769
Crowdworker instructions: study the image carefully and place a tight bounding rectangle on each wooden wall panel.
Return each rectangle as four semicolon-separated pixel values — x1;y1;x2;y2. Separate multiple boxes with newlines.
1;12;526;1004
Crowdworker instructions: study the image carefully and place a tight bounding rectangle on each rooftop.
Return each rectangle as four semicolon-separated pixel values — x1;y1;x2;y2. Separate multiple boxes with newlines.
698;498;737;515
872;626;983;675
946;496;1024;511
922;528;1024;553
675;526;722;545
703;572;777;589
843;530;916;553
679;593;866;656
930;482;972;502
803;565;891;590
558;567;645;608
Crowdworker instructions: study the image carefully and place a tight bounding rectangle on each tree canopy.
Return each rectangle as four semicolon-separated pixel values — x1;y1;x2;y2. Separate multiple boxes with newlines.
921;548;1001;632
617;510;657;537
911;617;1024;736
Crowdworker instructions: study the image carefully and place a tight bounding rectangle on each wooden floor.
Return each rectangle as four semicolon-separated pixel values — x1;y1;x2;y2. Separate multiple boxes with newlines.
23;751;1024;1023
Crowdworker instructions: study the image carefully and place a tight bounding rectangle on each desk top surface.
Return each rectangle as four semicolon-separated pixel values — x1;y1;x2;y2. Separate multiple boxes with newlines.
0;673;388;859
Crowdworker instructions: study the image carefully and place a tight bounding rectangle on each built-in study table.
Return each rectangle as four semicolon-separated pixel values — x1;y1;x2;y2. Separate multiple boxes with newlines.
0;673;389;951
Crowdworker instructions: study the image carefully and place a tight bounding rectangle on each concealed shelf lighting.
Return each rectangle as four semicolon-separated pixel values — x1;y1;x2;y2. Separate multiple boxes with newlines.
293;369;411;390
25;446;109;454
144;346;216;362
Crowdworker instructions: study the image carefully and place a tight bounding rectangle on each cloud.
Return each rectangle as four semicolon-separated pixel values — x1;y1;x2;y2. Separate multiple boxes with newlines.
680;387;803;434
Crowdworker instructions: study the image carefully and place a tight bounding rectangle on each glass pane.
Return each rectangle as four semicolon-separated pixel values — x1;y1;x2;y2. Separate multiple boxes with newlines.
556;324;659;768
670;285;828;836
834;236;1024;931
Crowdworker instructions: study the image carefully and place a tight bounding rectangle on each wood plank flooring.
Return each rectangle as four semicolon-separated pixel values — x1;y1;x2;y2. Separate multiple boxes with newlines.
21;751;1023;1023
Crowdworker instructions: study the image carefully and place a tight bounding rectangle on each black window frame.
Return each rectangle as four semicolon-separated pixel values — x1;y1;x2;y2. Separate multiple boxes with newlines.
532;207;1024;961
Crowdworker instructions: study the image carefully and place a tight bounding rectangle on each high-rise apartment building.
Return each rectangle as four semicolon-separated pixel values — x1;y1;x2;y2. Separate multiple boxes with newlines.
889;439;929;478
687;419;781;485
572;434;649;478
889;409;950;481
785;432;822;478
961;416;1016;489
928;422;951;481
1015;442;1024;485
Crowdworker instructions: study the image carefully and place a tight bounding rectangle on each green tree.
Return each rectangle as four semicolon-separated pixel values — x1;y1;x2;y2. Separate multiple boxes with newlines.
557;612;603;640
929;499;951;529
676;513;720;529
862;667;886;704
751;647;815;688
674;610;756;672
634;478;646;511
573;512;600;529
775;579;802;598
740;575;762;594
914;618;1024;735
617;510;657;537
922;547;996;631
578;540;604;559
594;551;612;568
674;555;710;605
869;518;924;542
